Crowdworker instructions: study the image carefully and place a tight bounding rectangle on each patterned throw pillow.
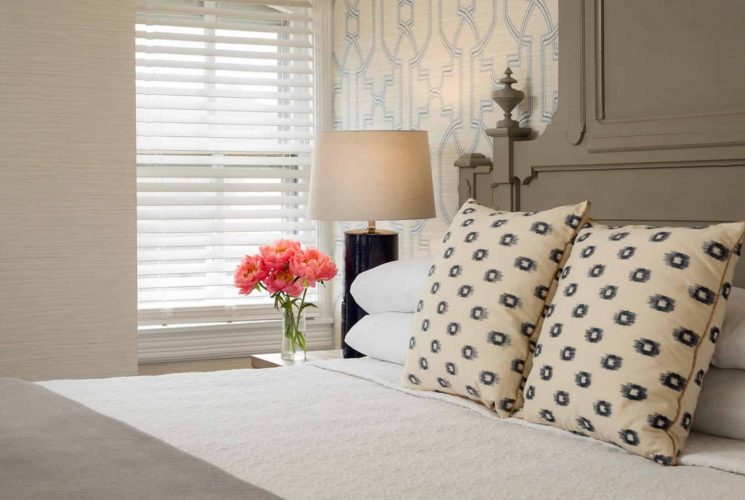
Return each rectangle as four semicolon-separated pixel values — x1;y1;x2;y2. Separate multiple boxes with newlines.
520;222;745;464
403;199;590;416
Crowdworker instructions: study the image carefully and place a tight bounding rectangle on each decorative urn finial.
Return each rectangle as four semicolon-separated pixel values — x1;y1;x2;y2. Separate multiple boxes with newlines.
492;67;525;128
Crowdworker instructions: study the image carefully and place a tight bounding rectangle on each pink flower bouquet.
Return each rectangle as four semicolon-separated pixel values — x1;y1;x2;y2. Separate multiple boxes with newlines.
234;240;337;359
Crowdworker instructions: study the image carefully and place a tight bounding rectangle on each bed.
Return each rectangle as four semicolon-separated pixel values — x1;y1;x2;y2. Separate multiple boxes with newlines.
14;358;744;499
6;1;745;498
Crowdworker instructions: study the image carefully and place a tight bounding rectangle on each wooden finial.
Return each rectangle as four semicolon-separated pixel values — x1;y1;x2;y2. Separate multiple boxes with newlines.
492;67;525;128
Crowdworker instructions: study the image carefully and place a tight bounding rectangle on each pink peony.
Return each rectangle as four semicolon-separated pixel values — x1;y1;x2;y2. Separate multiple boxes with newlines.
264;269;304;298
290;247;337;287
259;239;301;271
234;255;268;295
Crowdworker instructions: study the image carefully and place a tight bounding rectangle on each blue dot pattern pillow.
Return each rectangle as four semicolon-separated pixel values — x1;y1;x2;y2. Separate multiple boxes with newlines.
520;221;745;465
403;199;589;416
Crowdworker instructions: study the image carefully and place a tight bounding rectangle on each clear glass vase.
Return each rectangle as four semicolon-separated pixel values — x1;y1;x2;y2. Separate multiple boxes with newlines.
281;305;307;362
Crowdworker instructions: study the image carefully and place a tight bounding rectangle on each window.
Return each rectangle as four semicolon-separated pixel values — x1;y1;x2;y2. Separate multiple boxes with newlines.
135;0;317;328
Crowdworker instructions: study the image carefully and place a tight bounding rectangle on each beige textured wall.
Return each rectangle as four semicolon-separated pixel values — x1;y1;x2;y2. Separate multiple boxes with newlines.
0;0;137;380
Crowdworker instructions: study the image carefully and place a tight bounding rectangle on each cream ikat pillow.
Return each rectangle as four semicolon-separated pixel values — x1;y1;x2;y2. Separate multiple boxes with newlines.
520;221;745;464
403;199;589;416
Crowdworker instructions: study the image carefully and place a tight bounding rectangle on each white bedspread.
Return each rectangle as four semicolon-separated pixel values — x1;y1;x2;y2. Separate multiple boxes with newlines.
41;358;745;499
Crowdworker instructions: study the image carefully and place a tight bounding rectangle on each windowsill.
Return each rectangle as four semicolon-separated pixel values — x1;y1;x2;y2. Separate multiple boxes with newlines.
137;317;334;364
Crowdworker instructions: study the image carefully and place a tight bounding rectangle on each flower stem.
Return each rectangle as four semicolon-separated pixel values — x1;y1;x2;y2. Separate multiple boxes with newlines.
280;291;307;354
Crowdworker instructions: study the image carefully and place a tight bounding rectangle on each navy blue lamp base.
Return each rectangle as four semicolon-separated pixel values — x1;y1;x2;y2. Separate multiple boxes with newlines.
341;229;398;358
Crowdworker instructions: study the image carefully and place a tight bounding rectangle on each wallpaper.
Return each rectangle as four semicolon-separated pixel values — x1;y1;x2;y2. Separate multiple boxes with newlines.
332;0;559;257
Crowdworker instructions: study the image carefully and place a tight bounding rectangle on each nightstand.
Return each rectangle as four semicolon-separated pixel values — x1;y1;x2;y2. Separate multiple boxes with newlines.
139;357;253;375
250;349;342;369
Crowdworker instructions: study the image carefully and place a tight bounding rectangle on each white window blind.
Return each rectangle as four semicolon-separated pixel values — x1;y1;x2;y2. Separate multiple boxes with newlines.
136;0;316;327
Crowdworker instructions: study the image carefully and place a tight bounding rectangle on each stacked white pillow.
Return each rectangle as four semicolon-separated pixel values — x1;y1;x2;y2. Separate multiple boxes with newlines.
695;286;745;440
350;256;433;314
713;286;745;369
345;257;431;364
343;313;413;365
348;255;745;444
695;368;745;440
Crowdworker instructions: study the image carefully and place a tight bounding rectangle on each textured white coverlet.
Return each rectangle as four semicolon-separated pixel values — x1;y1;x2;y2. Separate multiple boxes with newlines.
41;358;745;499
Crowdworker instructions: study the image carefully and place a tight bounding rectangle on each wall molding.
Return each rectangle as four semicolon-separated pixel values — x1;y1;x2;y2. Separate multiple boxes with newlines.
586;0;745;153
521;157;745;185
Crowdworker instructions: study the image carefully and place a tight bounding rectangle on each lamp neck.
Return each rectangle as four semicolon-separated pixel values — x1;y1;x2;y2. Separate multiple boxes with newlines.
366;220;377;234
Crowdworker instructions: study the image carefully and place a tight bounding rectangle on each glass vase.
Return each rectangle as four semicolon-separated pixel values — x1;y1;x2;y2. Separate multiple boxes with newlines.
281;305;307;362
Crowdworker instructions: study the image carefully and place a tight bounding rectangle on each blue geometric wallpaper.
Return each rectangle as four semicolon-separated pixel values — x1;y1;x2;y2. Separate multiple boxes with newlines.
332;0;559;257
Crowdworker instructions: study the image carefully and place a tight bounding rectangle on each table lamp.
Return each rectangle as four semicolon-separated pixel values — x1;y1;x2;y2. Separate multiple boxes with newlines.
309;130;436;358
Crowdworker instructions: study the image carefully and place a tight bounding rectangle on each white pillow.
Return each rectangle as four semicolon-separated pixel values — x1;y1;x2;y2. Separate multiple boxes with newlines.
344;313;412;365
350;256;432;314
714;286;745;369
694;367;745;441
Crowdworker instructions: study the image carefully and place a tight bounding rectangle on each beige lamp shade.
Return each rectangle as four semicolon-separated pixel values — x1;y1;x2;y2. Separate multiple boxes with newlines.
308;130;436;221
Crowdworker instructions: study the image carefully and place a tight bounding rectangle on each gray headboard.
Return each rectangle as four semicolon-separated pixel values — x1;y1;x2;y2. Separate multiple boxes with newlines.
457;0;745;285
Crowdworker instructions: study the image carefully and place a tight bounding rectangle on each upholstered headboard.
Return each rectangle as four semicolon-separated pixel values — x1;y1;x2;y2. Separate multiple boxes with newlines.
458;0;745;285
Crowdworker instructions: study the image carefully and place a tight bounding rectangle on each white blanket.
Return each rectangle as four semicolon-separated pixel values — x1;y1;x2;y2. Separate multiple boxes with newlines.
41;358;745;499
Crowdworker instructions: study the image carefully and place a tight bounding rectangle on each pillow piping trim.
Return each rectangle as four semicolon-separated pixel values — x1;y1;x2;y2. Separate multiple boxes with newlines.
508;202;592;415
665;230;745;463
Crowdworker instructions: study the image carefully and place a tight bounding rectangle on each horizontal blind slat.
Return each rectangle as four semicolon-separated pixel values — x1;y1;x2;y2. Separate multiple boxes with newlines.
137;182;308;193
136;114;313;128
135;15;312;35
138;242;314;262
138;0;313;8
135;99;313;114
139;290;263;303
136;154;311;165
135;86;313;101
136;3;313;22
152;0;312;7
138;220;313;233
135;44;312;62
137;143;311;155
136;193;308;206
135;70;312;87
137;140;312;152
135;58;313;74
135;30;312;48
138;279;322;292
137;166;308;179
139;261;248;276
137;206;306;219
136;129;314;141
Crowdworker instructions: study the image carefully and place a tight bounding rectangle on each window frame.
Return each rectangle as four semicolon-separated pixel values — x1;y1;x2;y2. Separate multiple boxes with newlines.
135;0;334;360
